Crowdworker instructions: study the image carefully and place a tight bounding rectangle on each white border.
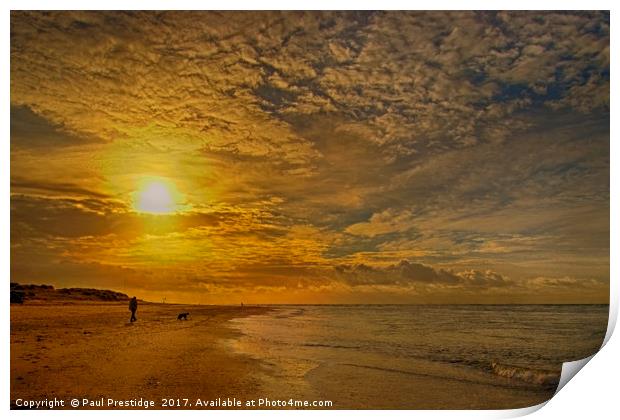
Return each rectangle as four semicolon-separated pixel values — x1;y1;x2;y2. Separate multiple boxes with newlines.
3;2;617;419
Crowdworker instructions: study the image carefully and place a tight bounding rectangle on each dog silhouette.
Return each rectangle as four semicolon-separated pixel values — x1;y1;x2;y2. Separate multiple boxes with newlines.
177;312;189;320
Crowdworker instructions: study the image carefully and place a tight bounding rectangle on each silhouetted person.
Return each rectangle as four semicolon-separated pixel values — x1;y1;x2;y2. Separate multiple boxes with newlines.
129;296;138;322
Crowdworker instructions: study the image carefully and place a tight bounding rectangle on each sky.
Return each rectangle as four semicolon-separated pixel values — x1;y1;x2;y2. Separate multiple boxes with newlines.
10;11;609;304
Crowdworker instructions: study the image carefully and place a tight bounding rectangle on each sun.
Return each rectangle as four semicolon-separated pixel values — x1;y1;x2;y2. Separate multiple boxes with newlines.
133;177;184;214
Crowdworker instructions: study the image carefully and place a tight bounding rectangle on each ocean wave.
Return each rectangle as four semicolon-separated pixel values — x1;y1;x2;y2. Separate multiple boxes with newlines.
273;308;305;318
339;360;559;390
490;361;560;386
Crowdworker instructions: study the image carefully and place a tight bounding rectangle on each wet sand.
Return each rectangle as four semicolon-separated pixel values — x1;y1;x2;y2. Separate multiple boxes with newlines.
228;305;576;409
11;302;270;409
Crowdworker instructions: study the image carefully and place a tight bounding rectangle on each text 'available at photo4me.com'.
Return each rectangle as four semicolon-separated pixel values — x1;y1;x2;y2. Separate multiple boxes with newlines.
13;397;335;409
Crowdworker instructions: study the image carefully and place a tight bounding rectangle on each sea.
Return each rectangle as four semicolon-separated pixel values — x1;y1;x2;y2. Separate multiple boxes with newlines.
227;304;609;409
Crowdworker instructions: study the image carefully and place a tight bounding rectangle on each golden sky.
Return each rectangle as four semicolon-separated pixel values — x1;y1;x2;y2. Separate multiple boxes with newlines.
10;11;609;304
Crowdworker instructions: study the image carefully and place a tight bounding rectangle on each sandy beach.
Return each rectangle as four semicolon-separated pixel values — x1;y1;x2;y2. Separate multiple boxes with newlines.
11;302;271;409
11;298;598;410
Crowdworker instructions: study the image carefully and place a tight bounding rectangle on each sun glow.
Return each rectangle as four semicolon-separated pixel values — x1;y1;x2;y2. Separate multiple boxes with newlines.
133;177;184;214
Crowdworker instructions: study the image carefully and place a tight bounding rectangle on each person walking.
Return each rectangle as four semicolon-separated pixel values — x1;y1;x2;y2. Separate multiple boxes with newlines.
129;296;138;322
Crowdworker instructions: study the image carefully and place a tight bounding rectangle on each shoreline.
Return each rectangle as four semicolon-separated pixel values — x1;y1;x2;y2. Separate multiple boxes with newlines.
11;302;272;409
12;302;603;409
226;305;575;409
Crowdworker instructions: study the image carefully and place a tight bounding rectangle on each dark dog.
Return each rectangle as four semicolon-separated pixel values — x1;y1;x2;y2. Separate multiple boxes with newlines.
177;312;189;320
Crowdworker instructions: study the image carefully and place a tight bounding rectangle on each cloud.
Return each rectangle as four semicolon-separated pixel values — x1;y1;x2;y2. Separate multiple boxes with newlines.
457;269;512;287
9;11;609;303
334;260;510;289
11;178;115;200
345;208;417;237
10;12;609;160
525;276;607;290
11;105;104;149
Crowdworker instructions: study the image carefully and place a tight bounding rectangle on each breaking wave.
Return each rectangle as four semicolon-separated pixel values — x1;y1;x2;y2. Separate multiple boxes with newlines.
490;361;560;386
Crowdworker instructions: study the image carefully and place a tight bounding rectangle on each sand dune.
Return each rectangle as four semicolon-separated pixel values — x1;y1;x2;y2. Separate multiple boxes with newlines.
10;283;131;303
